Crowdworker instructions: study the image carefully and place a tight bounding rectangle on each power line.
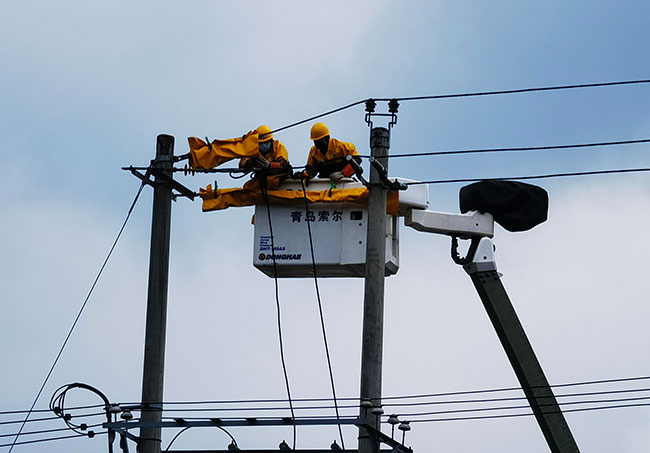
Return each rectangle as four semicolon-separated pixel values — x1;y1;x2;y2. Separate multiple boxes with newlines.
299;178;346;450
0;411;106;426
153;398;650;423
270;79;650;134
0;431;104;448
262;190;297;450
271;100;367;134
6;179;148;452
123;386;650;414
407;402;650;424
405;167;650;185
0;423;103;439
382;79;650;102
0;403;105;416
365;138;650;159
394;395;650;419
69;374;650;408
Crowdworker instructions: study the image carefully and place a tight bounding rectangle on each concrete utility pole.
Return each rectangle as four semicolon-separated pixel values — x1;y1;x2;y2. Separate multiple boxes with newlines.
359;127;390;453
140;135;174;453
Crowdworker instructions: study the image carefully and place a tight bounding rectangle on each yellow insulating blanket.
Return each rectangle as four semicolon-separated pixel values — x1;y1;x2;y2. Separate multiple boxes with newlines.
199;185;399;215
188;132;259;169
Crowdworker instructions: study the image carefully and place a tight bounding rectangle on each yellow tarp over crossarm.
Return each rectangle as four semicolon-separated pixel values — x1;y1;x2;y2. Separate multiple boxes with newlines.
199;185;399;215
188;132;259;169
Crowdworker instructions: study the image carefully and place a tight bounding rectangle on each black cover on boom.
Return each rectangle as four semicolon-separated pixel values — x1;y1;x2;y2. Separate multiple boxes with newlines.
459;180;548;232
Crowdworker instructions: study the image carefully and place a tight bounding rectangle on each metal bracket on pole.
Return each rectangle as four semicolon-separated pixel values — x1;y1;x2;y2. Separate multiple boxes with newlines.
105;418;412;453
364;99;399;130
368;157;407;191
122;165;198;200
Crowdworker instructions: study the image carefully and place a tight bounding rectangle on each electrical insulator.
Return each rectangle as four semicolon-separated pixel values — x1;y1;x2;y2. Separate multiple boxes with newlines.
108;404;122;414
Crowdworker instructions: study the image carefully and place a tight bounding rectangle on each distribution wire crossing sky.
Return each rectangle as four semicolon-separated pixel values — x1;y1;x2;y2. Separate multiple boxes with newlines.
2;1;650;452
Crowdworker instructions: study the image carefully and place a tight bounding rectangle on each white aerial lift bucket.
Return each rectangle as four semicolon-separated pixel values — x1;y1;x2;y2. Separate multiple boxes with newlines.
253;178;428;278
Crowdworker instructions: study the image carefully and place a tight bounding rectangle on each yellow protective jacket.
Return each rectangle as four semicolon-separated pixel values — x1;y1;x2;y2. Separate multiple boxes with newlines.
306;138;359;178
240;140;291;191
188;130;260;169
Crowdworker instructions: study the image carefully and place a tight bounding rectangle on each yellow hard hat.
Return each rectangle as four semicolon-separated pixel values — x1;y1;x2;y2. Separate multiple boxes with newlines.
310;122;330;141
257;125;273;142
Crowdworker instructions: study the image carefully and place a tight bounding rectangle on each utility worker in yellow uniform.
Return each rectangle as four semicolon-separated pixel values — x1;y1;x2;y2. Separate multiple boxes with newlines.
303;123;361;184
240;125;291;191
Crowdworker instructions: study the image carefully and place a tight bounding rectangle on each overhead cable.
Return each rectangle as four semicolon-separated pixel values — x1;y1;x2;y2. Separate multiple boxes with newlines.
81;374;650;407
153;398;650;423
368;138;650;159
0;423;103;439
405;167;650;185
270;79;650;134
124;386;650;414
394;394;650;419
407;402;650;424
0;412;106;426
0;403;105;416
379;79;650;102
299;178;346;449
6;179;148;453
0;431;104;448
262;190;297;450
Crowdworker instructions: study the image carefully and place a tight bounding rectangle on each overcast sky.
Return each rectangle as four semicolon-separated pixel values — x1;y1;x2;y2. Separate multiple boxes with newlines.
2;1;650;452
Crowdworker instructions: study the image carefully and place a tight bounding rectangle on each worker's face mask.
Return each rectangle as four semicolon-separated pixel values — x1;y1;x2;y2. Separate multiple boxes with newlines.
259;140;272;154
314;136;329;154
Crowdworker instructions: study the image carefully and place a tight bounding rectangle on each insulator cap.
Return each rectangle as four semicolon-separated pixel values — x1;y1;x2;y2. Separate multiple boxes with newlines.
107;404;121;414
120;409;133;421
388;99;400;113
398;421;411;432
387;414;400;425
360;399;373;409
370;407;384;416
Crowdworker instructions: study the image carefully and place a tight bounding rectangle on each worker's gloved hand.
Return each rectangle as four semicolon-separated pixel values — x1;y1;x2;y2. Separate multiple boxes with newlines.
329;171;345;184
253;156;270;169
293;170;310;186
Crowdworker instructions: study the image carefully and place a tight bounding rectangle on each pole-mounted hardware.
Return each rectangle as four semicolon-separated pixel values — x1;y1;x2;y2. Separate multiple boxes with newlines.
364;98;399;129
364;98;377;127
122;165;197;200
50;383;138;453
104;416;413;453
345;155;369;186
368;157;407;191
388;99;399;129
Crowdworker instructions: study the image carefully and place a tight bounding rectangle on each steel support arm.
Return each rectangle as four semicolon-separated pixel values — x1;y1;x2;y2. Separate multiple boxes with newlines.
465;239;579;453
